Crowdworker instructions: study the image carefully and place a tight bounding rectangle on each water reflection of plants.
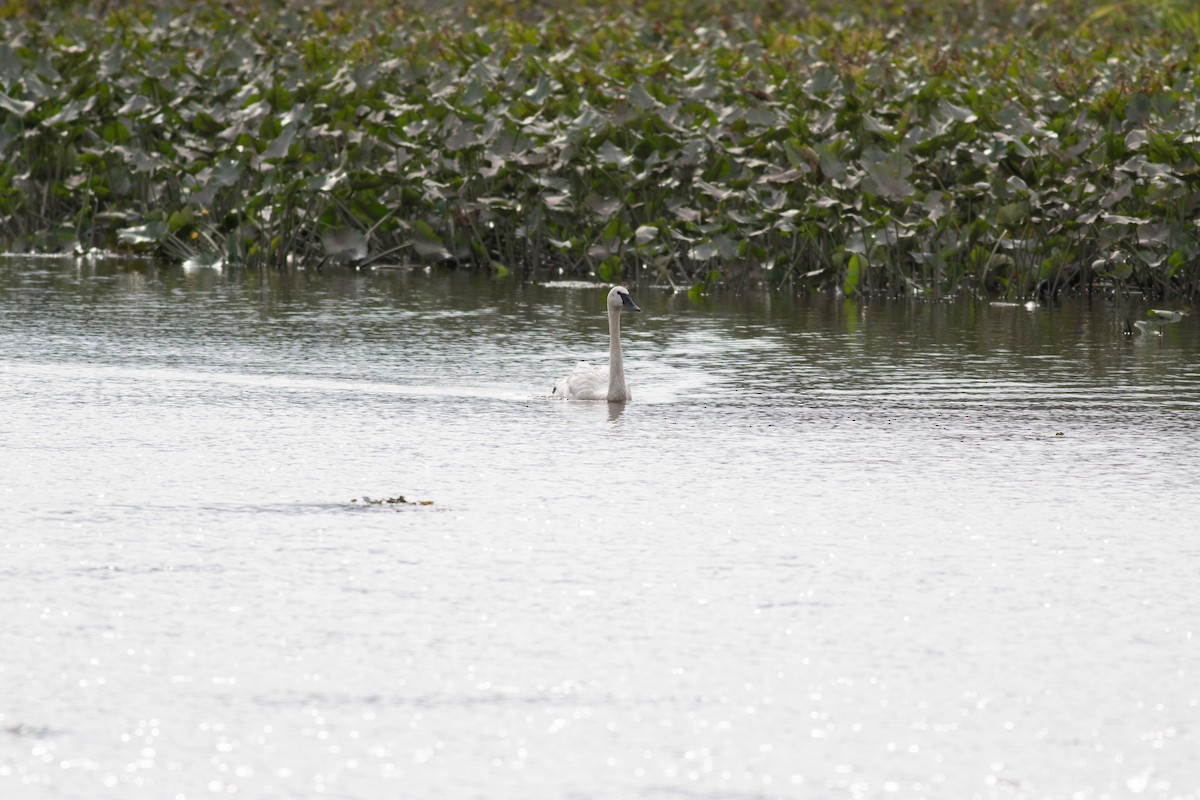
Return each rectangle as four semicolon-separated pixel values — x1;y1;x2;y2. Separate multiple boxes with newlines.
2;1;1199;300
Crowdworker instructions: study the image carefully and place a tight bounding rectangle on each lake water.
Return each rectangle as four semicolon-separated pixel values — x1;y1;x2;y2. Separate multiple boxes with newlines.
1;255;1198;800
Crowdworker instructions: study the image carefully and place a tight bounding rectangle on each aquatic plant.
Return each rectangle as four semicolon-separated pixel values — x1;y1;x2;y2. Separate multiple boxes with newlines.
1;0;1199;299
352;496;435;507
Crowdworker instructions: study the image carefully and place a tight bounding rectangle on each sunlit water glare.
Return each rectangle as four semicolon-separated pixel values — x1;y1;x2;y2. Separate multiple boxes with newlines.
2;257;1198;799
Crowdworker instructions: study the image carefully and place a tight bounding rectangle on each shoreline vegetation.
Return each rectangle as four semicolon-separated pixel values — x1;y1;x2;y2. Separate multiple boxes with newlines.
2;1;1200;300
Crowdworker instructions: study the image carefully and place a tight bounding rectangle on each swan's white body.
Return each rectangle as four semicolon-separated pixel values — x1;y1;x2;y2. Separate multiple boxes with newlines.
553;286;641;402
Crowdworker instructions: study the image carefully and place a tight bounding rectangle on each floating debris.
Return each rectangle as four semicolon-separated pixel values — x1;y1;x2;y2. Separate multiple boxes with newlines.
351;496;435;507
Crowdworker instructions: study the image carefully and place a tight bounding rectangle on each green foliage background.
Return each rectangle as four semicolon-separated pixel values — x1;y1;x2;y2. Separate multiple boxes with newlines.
2;0;1200;298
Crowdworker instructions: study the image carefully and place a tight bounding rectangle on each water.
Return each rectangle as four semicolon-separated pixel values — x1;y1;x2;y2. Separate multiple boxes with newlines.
1;256;1198;800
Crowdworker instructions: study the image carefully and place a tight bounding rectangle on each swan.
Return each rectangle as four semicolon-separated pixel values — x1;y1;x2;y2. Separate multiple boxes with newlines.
552;286;641;402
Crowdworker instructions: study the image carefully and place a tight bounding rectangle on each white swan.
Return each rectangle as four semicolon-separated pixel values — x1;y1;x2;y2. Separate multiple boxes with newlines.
553;286;641;402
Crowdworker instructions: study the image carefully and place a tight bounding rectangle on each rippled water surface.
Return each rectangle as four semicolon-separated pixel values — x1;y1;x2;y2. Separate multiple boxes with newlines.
2;257;1198;800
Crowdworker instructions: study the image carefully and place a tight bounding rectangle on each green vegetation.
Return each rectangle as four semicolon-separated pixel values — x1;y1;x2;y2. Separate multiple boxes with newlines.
2;0;1200;299
351;495;435;506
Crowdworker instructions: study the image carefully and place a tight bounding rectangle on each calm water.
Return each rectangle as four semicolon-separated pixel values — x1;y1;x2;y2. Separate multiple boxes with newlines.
1;256;1198;800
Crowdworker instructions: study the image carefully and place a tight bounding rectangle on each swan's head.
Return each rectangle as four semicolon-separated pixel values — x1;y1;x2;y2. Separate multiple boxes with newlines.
608;286;641;313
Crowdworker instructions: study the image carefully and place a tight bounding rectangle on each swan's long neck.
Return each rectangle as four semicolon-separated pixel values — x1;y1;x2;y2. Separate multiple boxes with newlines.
606;306;629;402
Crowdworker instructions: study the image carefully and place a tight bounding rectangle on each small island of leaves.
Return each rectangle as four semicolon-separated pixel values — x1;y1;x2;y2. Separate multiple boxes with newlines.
351;496;435;507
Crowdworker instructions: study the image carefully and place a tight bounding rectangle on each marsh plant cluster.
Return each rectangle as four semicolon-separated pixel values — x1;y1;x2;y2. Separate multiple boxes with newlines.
2;0;1199;298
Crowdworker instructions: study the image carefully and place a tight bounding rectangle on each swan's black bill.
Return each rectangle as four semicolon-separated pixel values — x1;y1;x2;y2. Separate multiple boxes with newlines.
620;292;641;312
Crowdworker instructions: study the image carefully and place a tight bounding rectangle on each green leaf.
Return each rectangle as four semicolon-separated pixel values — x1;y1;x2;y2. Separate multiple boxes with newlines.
321;228;367;260
1168;248;1186;275
628;83;657;109
262;123;298;161
167;210;192;233
412;220;451;261
598;255;622;282
996;201;1028;226
117;221;169;245
598;141;632;168
844;253;862;296
309;169;346;193
1102;214;1145;226
0;92;34;118
860;149;913;199
862;114;892;135
524;76;553;104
